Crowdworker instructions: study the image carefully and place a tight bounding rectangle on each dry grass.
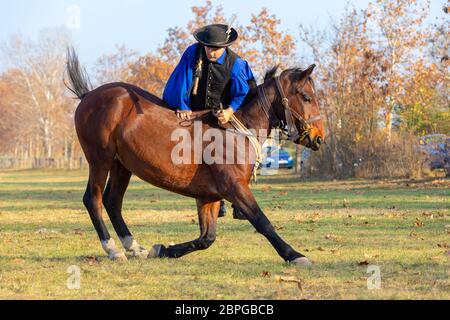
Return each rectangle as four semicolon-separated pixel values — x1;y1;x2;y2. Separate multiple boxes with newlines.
0;169;448;299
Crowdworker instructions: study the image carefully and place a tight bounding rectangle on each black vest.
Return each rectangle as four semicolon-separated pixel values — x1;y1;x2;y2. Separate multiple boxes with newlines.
189;45;239;111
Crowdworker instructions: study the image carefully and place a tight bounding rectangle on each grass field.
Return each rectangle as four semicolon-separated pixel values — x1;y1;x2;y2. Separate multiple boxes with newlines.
0;169;448;300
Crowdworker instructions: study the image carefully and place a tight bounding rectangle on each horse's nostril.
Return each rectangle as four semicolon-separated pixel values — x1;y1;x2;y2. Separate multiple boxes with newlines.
316;136;322;145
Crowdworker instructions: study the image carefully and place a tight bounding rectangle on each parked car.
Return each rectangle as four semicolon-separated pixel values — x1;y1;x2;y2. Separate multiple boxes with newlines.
260;146;294;169
417;134;449;172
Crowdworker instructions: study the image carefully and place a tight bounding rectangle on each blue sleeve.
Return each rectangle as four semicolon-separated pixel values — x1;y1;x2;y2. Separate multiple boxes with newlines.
229;58;255;112
162;44;197;111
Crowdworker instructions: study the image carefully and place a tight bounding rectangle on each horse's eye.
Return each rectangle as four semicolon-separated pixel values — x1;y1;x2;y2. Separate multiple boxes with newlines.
301;92;312;102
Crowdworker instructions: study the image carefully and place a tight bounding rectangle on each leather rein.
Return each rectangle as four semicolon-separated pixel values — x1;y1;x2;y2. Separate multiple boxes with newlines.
258;76;321;143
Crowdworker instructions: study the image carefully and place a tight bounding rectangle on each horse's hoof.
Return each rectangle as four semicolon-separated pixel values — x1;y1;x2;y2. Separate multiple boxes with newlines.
108;251;128;261
147;244;162;259
131;247;149;259
291;257;312;268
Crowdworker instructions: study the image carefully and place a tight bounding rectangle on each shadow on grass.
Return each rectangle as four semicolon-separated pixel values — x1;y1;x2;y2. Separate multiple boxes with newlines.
1;188;448;212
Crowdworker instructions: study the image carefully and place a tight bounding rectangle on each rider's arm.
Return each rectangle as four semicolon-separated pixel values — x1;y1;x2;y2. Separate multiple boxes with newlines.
228;58;256;112
162;44;198;111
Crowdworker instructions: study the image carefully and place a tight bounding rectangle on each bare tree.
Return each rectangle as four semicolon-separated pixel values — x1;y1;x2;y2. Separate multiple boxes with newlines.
1;28;75;159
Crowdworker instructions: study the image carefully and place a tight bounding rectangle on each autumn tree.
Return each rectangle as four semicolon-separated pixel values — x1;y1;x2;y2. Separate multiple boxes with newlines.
369;0;430;139
298;1;441;177
126;54;173;96
243;8;296;76
0;70;35;156
0;29;76;160
157;1;296;80
158;0;227;67
95;44;138;85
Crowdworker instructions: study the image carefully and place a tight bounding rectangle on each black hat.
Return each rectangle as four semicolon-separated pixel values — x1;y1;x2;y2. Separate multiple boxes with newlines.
193;24;238;48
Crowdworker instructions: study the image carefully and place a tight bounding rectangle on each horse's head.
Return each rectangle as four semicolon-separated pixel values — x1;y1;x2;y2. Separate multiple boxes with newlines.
264;65;325;151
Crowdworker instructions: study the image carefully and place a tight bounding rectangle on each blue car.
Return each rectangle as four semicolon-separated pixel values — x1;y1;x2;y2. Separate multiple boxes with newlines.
261;146;294;169
418;134;449;171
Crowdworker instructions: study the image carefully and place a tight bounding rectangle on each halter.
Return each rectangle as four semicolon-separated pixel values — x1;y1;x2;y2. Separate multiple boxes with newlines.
258;76;321;143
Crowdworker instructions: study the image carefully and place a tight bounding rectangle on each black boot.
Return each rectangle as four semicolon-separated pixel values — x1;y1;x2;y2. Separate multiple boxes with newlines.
232;204;247;220
218;200;226;217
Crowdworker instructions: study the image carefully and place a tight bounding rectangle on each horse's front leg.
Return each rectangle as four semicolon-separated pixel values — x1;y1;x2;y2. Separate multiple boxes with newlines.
227;184;311;267
148;199;219;258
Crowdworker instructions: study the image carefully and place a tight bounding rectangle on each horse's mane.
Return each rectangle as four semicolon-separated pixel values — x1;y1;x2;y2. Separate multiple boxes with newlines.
243;65;279;104
243;65;316;105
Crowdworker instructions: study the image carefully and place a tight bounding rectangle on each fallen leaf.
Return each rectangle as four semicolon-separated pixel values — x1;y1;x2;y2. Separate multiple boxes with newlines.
261;271;271;278
12;259;25;265
414;218;424;228
422;212;433;218
343;199;349;208
364;253;379;259
85;256;99;265
274;275;303;293
325;234;342;241
35;228;59;234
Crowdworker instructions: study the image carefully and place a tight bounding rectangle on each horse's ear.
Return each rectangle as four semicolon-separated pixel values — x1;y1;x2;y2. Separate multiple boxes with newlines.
305;64;316;76
293;64;316;87
293;64;316;83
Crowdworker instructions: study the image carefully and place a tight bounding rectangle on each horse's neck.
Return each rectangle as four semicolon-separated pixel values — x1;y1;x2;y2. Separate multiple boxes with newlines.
234;87;273;138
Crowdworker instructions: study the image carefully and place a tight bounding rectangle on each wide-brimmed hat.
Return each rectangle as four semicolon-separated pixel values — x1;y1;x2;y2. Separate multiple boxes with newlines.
193;24;238;48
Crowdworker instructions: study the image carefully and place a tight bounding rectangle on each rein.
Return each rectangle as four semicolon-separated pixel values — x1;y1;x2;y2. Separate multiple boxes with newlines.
179;75;322;144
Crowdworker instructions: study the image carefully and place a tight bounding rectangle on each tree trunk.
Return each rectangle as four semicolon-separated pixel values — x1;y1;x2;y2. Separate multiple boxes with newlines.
385;107;393;141
42;118;52;158
295;145;302;175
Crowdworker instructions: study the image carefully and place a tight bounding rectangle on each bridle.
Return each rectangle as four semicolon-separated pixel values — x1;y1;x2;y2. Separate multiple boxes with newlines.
258;76;321;144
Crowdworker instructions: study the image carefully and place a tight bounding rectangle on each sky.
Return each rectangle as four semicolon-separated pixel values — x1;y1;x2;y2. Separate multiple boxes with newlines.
0;0;446;71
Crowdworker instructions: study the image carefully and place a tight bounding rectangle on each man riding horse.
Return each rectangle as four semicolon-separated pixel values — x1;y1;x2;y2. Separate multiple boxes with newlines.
66;19;324;265
163;24;256;219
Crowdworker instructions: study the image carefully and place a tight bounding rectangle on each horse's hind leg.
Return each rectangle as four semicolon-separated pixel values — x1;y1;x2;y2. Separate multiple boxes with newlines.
149;199;219;258
103;159;148;258
84;163;127;261
227;184;310;267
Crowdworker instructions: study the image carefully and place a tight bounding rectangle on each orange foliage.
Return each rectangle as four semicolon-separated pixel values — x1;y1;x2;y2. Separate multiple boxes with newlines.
126;55;173;96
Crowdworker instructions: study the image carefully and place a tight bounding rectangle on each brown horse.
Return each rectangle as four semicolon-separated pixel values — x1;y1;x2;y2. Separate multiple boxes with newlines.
66;48;325;266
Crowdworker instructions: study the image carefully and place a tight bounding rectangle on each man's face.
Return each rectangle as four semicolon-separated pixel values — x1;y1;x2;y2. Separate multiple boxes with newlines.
204;46;225;62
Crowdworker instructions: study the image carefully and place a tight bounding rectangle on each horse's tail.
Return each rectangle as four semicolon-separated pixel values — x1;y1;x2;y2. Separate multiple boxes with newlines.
65;47;92;100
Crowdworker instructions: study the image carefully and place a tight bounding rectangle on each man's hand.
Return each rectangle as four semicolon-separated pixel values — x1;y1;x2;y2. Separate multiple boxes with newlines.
176;110;192;120
216;107;234;124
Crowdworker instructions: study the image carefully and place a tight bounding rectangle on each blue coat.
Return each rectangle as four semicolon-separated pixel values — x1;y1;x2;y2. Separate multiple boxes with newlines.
163;43;255;112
